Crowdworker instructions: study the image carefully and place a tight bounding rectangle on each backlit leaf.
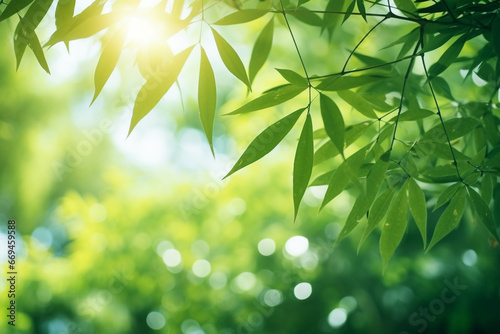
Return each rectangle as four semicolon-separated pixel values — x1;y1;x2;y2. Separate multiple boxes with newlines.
320;94;345;154
129;46;193;135
211;27;251;90
408;178;427;247
276;68;308;87
249;18;274;85
199;47;217;155
214;9;268;25
0;0;34;22
224;108;305;179
293;113;314;219
428;34;468;78
380;180;409;272
427;187;466;251
338;90;378;119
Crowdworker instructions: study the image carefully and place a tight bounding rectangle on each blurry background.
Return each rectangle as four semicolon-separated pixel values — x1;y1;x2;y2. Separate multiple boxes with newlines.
0;2;499;333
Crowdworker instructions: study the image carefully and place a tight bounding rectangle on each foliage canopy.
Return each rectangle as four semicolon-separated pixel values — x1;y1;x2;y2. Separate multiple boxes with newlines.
2;0;500;268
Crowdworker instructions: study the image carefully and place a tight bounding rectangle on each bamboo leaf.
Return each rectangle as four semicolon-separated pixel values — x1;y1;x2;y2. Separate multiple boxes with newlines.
276;68;308;87
428;34;468;78
199;46;217;155
420;117;480;142
467;186;499;242
293;113;314;219
408;178;427;247
337;90;378;119
390;109;435;122
92;28;126;104
320;94;345;154
129;46;193;135
249;18;274;85
380;180;409;272
0;0;34;22
224;108;305;179
427;187;466;251
211;27;251;90
228;84;306;115
214;9;268;25
55;0;76;30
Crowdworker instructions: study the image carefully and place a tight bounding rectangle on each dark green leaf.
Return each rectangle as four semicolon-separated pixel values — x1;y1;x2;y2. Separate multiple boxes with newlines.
293;113;314;219
224;108;305;179
434;182;462;211
214;9;268;25
211;27;251;90
0;0;34;22
420;117;480;142
492;15;500;57
320;94;345;154
342;0;356;23
55;0;75;30
427;187;466;251
481;173;494;205
467;186;499;242
228;84;306;115
408;178;427;247
199;46;217;155
249;18;274;85
356;0;366;21
129;46;193;135
380;180;409;272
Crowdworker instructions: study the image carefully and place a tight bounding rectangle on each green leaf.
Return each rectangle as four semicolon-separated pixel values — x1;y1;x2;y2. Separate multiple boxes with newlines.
128;46;193;135
492;15;500;57
214;9;268;25
92;28;126;104
0;0;34;22
211;27;251;90
481;173;494;205
356;0;366;22
55;0;76;30
16;15;50;74
380;180;409;272
199;47;217;155
228;84;306;115
224;108;305;179
249;18;273;85
390;109;435;122
320;146;368;209
276;68;308;87
358;187;396;252
408;178;427;247
316;75;386;91
342;0;356;23
420;117;480;142
320;94;345;154
337;90;378;119
393;0;418;18
427;187;466;251
428;34;468;78
467;187;499;242
293;113;314;219
290;7;324;26
434;182;462;211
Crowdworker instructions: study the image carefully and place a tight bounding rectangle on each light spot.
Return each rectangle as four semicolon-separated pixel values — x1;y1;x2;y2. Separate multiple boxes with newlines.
258;238;276;256
462;249;477;266
209;272;227;289
263;289;283;307
90;233;107;252
328;308;347;328
162;249;182;267
191;240;210;258
146;311;166;330
293;282;312;300
192;259;211;278
339;296;357;313
235;272;257;291
285;236;309;257
89;204;107;222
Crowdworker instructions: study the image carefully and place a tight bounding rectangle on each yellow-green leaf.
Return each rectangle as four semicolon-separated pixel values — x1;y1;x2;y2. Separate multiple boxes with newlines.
128;46;194;135
211;27;251;90
427;187;466;251
224;108;305;179
92;28;126;104
320;94;345;154
337;90;378;119
249;17;273;85
55;0;75;30
199;47;217;155
293;113;314;219
467;186;499;242
276;68;308;87
214;9;268;25
408;178;427;248
380;180;409;272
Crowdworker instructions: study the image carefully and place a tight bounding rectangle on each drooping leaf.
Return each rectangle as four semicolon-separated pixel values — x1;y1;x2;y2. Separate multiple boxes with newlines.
249;17;274;85
224;108;306;179
293;113;314;219
428;34;468;78
390;109;435;122
0;0;34;22
358;187;396;252
380;180;409;272
276;68;308;87
356;0;366;21
408;178;427;247
92;28;127;104
434;182;462;211
320;94;345;154
491;15;500;57
467;186;499;242
338;90;378;119
214;9;268;25
199;46;217;155
481;173;494;205
420;117;480;142
290;7;324;26
55;0;76;30
211;27;251;90
316;75;387;91
393;0;418;18
342;0;356;23
228;84;306;115
128;46;193;135
427;187;466;251
320;146;368;209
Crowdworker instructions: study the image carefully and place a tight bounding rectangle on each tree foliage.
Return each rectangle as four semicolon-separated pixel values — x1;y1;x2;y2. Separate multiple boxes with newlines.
2;0;500;267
